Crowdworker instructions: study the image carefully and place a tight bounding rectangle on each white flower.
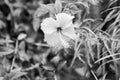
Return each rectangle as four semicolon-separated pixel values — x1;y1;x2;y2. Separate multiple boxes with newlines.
41;13;76;49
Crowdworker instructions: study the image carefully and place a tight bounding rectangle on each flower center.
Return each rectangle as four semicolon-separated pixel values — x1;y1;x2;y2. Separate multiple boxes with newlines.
57;27;62;32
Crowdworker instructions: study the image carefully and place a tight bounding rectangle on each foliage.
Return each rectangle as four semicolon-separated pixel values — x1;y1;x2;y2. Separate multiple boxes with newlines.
0;0;120;80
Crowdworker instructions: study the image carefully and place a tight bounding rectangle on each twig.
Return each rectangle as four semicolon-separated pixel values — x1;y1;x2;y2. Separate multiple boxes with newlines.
22;63;40;72
10;40;18;71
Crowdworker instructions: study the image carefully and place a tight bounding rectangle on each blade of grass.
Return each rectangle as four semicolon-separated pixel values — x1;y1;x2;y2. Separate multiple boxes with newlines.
95;52;120;63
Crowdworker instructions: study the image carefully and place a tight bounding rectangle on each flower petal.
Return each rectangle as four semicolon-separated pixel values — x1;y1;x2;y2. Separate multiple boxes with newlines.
58;32;70;48
41;18;58;34
44;32;62;48
56;13;74;29
44;32;69;49
62;26;77;40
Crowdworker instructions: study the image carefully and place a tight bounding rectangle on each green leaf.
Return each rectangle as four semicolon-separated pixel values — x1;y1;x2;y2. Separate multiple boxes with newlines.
33;4;49;31
0;64;6;77
19;41;30;61
32;18;41;32
2;57;11;72
88;0;99;5
46;4;56;16
63;3;79;15
43;63;55;71
34;4;49;18
0;77;3;80
75;64;89;77
33;4;55;31
55;0;62;13
4;68;27;80
17;33;27;40
0;47;14;56
0;39;13;44
0;20;6;29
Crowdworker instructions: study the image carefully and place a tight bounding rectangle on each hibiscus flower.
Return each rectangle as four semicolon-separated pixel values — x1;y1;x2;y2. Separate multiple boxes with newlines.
41;13;77;49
